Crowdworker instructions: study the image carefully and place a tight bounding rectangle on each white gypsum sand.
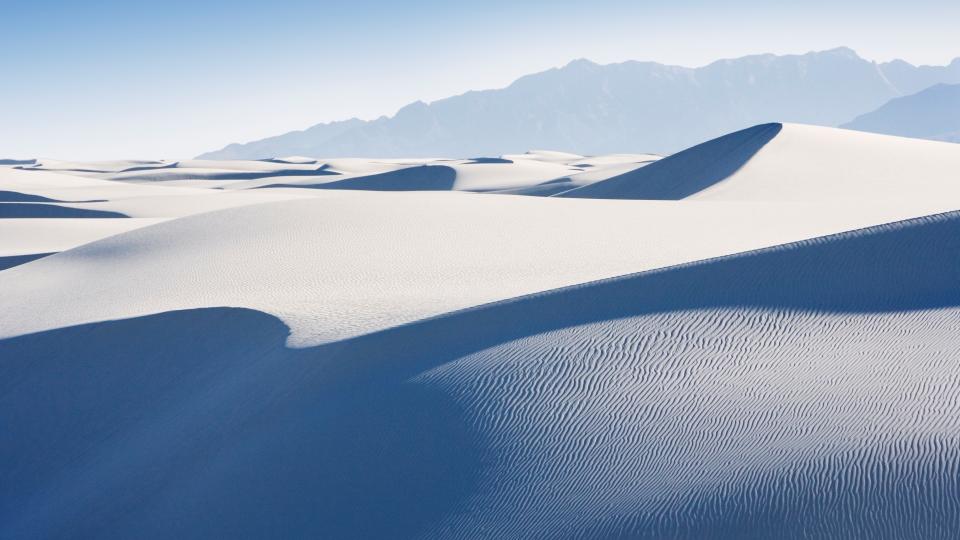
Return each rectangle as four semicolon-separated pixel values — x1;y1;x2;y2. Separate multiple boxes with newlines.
3;124;960;538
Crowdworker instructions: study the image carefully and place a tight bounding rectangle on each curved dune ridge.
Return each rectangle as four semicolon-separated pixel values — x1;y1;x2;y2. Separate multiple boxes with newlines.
2;190;958;346
10;152;655;193
3;211;960;538
4;123;960;538
1;154;655;263
558;123;960;201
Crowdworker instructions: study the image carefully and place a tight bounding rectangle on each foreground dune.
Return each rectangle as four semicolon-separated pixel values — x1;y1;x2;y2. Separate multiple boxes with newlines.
3;211;960;538
2;124;960;538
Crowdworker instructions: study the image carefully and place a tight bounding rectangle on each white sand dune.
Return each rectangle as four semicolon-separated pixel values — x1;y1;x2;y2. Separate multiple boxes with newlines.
3;123;960;538
0;167;314;258
3;152;649;261
220;157;599;192
1;191;957;346
560;123;960;202
3;211;960;539
17;158;169;173
12;151;656;194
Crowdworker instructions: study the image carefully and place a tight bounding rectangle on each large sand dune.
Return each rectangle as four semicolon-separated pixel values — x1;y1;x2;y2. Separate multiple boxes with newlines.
2;124;960;538
560;123;960;201
3;211;960;538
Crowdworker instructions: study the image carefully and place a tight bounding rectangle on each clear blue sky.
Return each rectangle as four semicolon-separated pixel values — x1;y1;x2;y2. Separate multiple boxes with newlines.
2;0;959;159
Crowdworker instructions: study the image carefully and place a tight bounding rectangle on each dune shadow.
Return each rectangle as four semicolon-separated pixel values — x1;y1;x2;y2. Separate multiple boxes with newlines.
0;191;62;203
559;123;782;199
464;157;513;164
0;203;127;218
259;158;318;165
197;167;339;180
111;163;178;173
0;307;480;539
268;165;456;191
0;253;53;271
0;190;106;204
3;209;960;538
121;167;340;181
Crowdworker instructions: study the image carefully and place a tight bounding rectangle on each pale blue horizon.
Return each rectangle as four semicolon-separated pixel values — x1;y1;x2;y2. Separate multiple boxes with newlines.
2;0;959;160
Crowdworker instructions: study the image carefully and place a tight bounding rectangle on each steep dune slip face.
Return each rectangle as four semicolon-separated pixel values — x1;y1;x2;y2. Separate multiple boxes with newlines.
558;123;785;199
3;212;960;538
559;123;960;202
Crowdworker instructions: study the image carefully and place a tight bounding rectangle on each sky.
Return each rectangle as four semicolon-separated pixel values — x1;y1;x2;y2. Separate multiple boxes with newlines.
2;0;959;160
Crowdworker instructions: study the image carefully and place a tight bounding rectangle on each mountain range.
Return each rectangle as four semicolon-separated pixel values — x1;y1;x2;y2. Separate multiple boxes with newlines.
199;47;960;159
843;83;960;143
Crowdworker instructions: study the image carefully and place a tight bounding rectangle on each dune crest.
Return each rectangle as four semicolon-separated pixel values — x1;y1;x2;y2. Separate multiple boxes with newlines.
560;123;960;201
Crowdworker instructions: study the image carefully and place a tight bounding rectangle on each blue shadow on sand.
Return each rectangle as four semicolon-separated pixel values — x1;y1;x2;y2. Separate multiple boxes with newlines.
3;210;960;538
558;123;783;199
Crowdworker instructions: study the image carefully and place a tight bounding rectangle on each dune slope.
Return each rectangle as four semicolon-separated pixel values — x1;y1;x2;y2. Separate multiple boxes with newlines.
2;191;956;346
559;123;960;202
3;211;960;538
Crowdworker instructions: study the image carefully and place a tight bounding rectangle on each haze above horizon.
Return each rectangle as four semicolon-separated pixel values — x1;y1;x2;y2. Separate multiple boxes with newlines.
3;0;959;159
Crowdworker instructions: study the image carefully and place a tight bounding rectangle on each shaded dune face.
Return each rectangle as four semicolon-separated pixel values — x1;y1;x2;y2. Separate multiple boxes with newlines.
262;165;457;191
557;123;783;200
112;167;340;182
0;191;72;203
0;309;481;540
0;203;127;219
0;253;53;271
3;212;960;538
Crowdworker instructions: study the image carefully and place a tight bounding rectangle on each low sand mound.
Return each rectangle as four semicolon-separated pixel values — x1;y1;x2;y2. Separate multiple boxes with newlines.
0;203;127;219
559;123;960;202
0;167;313;265
4;211;960;538
262;156;319;164
503;149;585;163
17;153;646;194
252;158;581;192
279;164;458;191
16;159;167;173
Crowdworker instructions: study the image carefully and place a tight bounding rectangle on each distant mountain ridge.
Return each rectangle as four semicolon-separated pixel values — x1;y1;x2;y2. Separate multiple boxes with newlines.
199;48;960;159
842;83;960;143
